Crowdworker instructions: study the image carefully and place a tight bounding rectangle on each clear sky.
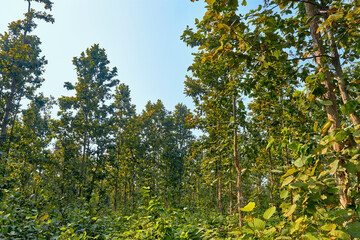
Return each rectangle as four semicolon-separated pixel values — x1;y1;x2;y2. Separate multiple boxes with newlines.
0;0;207;113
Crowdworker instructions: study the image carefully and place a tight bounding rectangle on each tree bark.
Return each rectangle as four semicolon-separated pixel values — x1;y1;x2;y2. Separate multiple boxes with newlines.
268;149;274;206
305;2;348;208
325;25;360;126
114;169;119;212
216;155;224;215
229;166;233;215
232;95;243;227
79;114;89;197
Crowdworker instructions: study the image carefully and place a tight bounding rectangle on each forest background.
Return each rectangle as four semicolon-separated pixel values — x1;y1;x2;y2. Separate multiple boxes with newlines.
1;0;360;239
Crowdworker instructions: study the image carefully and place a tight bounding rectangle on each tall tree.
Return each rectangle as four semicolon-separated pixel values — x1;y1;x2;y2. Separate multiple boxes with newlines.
58;44;119;199
0;0;54;148
110;83;138;212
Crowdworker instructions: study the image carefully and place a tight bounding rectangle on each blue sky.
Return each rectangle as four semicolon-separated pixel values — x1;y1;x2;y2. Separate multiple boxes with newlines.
0;0;207;113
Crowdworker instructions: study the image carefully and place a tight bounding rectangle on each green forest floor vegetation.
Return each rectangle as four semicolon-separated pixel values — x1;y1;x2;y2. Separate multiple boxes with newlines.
0;187;242;240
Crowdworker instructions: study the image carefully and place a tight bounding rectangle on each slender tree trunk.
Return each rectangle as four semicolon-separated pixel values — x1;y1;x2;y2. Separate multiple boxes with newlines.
79;114;88;197
229;166;233;215
124;177;128;211
257;177;261;209
114;169;118;212
325;20;360;126
305;3;348;208
268;149;274;206
217;155;224;215
232;95;243;227
6;98;22;156
86;161;98;203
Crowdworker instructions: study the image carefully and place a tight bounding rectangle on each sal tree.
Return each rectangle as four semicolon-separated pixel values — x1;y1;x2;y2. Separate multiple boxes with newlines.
58;44;119;200
186;0;360;236
0;0;54;148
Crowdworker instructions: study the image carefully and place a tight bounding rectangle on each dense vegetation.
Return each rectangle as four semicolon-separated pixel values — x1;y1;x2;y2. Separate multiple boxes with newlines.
1;0;360;239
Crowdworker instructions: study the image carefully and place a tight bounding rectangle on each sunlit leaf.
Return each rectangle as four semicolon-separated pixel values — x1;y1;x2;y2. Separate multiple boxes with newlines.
283;204;296;217
241;202;255;212
263;206;276;220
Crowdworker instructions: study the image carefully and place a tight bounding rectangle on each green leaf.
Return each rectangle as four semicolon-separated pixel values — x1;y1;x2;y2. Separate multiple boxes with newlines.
313;121;319;132
281;126;288;135
304;232;320;240
264;227;276;236
280;189;289;199
241;0;247;6
206;0;216;5
330;230;350;239
279;2;288;10
321;121;333;136
283;204;296;217
266;136;275;150
341;100;358;115
229;0;239;8
241;202;255;212
289;182;307;189
253;218;265;230
330;13;344;22
294;157;304;168
263;206;276;220
330;160;339;173
282;168;297;178
335;130;347;142
318;99;333;106
346;222;360;238
288;142;299;152
344;162;357;174
282;175;295;188
321;223;336;231
353;130;360;137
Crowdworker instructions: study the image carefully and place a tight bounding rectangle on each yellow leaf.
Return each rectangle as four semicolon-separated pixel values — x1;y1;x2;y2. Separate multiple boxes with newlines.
283;204;296;217
241;202;255;212
41;214;49;221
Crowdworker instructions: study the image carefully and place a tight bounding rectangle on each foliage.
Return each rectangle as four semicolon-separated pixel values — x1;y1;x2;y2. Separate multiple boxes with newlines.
2;0;360;239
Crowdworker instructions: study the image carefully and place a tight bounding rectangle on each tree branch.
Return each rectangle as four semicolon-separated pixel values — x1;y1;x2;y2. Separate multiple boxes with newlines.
285;0;324;10
286;54;334;61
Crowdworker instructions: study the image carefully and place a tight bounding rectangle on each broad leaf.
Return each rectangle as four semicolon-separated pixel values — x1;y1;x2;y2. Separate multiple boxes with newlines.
263;206;276;220
283;204;296;217
266;136;275;150
253;218;265;230
281;176;295;188
346;222;360;238
340;100;358;115
241;202;255;212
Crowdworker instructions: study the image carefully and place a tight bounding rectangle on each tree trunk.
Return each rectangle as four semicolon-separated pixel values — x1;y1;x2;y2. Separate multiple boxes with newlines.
232;95;243;227
217;155;224;215
114;170;118;212
325;20;360;126
268;149;274;206
79;114;89;197
124;177;128;211
305;2;348;208
229;166;233;215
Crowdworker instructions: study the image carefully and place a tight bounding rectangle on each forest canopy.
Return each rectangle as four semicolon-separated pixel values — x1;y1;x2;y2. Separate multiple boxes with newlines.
1;0;360;239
